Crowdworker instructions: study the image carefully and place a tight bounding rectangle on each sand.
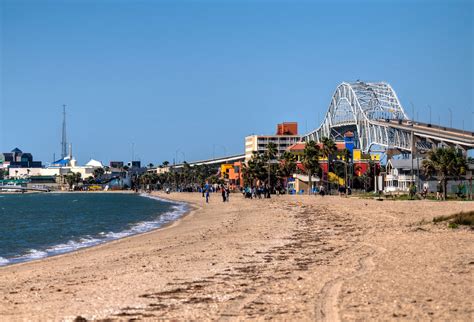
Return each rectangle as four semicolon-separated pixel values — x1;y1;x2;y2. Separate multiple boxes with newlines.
0;192;472;321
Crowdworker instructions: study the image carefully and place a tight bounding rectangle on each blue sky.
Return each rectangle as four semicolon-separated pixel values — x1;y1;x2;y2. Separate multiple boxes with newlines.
1;0;472;165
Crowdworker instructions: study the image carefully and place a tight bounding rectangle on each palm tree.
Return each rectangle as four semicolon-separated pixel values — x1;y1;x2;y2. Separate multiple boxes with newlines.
422;147;467;200
302;141;320;194
321;137;337;189
278;151;297;192
93;167;105;180
265;142;278;187
265;142;278;160
65;172;82;190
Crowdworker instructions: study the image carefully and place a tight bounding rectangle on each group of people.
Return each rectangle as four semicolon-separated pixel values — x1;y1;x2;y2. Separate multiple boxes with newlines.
243;185;272;199
202;183;231;203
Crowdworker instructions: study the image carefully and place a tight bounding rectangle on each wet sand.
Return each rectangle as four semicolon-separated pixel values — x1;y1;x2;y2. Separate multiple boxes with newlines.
0;192;472;321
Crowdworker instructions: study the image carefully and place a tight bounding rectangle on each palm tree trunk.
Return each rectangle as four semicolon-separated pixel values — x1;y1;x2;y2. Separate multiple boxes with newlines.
308;170;312;195
443;177;448;200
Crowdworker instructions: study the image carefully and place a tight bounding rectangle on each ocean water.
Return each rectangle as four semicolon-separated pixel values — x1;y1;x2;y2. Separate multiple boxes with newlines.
0;193;187;266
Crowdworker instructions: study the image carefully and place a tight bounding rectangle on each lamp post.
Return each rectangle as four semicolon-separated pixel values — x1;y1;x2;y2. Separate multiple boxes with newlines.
213;144;227;159
448;107;452;128
427;105;432;124
410;102;415;121
175;148;181;165
267;159;279;194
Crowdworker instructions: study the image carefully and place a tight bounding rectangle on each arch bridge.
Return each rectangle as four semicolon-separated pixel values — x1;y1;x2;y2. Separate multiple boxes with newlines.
303;81;474;153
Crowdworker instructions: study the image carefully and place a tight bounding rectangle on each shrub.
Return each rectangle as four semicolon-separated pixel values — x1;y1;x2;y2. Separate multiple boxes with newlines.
433;210;474;227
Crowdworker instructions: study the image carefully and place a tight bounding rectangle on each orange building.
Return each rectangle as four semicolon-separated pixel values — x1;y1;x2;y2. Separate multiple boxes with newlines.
276;122;298;135
222;161;244;189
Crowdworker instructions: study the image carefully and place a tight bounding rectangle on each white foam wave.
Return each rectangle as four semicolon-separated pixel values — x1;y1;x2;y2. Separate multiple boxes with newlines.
0;256;9;266
1;196;188;267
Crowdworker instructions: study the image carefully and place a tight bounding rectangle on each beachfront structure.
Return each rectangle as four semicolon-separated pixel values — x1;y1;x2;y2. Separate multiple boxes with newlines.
220;161;244;188
0;148;42;169
245;122;301;162
384;157;421;193
287;136;379;189
384;157;474;197
9;158;104;179
288;174;320;194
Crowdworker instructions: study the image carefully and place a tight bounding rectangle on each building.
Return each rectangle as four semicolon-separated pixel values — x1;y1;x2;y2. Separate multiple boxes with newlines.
288;174;320;194
110;161;124;169
0;148;42;169
9;157;103;180
276;122;298;135
287;135;379;188
220;161;244;188
245;122;301;162
384;157;420;193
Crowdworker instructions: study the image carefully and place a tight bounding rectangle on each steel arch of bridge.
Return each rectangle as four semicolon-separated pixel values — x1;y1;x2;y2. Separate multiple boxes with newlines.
303;81;474;153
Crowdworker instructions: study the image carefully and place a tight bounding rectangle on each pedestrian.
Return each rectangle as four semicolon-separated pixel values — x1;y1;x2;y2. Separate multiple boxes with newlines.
436;181;442;200
206;188;210;203
225;186;230;202
221;185;226;202
319;184;325;197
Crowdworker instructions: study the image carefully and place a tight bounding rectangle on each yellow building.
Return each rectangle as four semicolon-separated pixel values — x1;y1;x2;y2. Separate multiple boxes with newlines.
220;164;234;180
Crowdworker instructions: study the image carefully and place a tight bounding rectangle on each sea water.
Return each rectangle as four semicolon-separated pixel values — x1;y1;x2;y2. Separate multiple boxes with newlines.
0;193;186;266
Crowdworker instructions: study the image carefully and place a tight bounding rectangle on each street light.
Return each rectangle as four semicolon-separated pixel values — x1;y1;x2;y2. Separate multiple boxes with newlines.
448;107;452;128
212;144;227;159
410;102;415;121
175;148;181;165
427;105;432;124
267;159;279;192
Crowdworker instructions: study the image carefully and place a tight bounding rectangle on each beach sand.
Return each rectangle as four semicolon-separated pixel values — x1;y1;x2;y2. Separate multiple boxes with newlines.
0;192;472;321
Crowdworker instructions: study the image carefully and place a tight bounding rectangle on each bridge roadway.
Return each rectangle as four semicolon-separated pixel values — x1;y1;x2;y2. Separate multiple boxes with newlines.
373;119;474;149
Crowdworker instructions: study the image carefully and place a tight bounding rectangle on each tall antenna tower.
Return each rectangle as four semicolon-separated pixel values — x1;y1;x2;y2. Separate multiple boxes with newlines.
61;104;67;159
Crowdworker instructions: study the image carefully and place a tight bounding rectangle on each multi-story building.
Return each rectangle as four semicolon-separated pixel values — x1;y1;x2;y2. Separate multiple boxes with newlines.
245;122;301;162
0;148;42;169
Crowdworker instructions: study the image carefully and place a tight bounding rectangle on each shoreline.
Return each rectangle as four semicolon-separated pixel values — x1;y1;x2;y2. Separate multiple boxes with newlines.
0;192;191;268
0;193;472;320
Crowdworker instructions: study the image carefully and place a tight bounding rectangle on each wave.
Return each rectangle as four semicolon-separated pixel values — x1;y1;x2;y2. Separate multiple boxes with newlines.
0;194;188;267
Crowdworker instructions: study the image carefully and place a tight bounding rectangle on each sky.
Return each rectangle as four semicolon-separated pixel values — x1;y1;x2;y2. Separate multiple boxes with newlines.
0;0;472;165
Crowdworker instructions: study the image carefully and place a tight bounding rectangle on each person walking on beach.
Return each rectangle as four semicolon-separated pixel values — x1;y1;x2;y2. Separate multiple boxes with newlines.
319;184;325;197
436;181;443;200
221;185;226;202
225;186;230;202
206;188;210;203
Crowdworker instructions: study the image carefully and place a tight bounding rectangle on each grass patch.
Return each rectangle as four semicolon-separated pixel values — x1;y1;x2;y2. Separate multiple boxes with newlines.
433;210;474;228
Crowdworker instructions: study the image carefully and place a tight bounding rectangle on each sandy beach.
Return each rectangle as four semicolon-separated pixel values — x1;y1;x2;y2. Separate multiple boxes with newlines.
0;192;473;321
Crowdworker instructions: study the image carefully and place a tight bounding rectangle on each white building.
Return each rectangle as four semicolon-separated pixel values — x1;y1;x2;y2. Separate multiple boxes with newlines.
245;135;301;162
9;158;104;179
384;157;422;193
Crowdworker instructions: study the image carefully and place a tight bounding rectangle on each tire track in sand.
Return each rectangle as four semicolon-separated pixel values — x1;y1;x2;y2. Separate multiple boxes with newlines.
315;243;386;322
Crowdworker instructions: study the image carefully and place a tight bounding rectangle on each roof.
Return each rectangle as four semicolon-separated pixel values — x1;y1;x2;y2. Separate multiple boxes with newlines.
288;141;347;151
288;143;306;151
52;158;70;166
86;159;104;167
293;174;320;182
388;157;424;171
11;147;22;153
